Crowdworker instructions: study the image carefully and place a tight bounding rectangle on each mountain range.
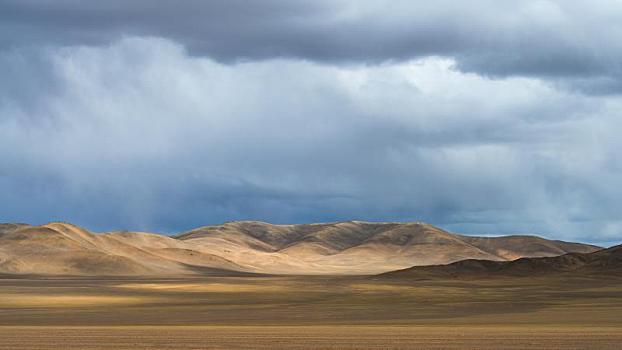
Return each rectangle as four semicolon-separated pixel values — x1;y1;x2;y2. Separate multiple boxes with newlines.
0;221;601;276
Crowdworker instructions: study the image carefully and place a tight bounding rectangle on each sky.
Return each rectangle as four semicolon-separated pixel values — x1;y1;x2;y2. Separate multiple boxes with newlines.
1;0;621;245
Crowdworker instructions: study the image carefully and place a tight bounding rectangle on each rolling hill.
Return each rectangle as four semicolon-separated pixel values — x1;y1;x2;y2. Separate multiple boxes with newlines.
378;244;622;279
0;221;601;276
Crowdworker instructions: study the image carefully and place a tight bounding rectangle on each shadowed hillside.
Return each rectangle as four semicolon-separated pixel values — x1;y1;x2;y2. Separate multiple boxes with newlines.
175;221;599;274
0;222;249;276
378;244;622;279
0;221;601;276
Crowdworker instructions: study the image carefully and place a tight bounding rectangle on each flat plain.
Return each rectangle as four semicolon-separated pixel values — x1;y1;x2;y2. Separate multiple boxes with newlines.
1;274;621;349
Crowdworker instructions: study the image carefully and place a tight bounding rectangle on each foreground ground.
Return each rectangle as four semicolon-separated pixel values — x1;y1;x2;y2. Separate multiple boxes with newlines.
0;274;621;349
1;326;621;350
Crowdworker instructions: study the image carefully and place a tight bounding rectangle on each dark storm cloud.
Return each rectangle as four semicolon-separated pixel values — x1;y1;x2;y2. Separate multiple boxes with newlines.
1;2;622;245
1;38;621;244
1;0;622;93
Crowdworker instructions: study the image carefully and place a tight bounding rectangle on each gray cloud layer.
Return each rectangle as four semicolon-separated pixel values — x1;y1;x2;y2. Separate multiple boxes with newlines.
1;1;621;244
2;1;622;93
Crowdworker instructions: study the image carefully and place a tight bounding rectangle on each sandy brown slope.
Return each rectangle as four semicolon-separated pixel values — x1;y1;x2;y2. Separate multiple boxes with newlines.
0;223;249;276
0;220;601;276
378;244;622;279
175;221;600;274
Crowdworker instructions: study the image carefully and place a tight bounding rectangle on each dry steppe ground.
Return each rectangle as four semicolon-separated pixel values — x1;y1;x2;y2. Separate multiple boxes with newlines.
0;274;621;349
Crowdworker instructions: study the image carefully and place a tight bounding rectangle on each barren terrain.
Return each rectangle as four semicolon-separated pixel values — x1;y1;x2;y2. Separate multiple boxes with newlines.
0;274;621;349
1;222;619;348
0;221;599;275
1;326;621;350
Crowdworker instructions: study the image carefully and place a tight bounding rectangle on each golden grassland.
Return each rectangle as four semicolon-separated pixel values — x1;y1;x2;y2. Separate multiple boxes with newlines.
0;274;621;349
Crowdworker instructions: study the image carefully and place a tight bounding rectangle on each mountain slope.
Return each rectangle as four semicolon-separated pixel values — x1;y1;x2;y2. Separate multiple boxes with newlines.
0;223;249;276
0;221;601;276
175;221;600;274
378;244;622;279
